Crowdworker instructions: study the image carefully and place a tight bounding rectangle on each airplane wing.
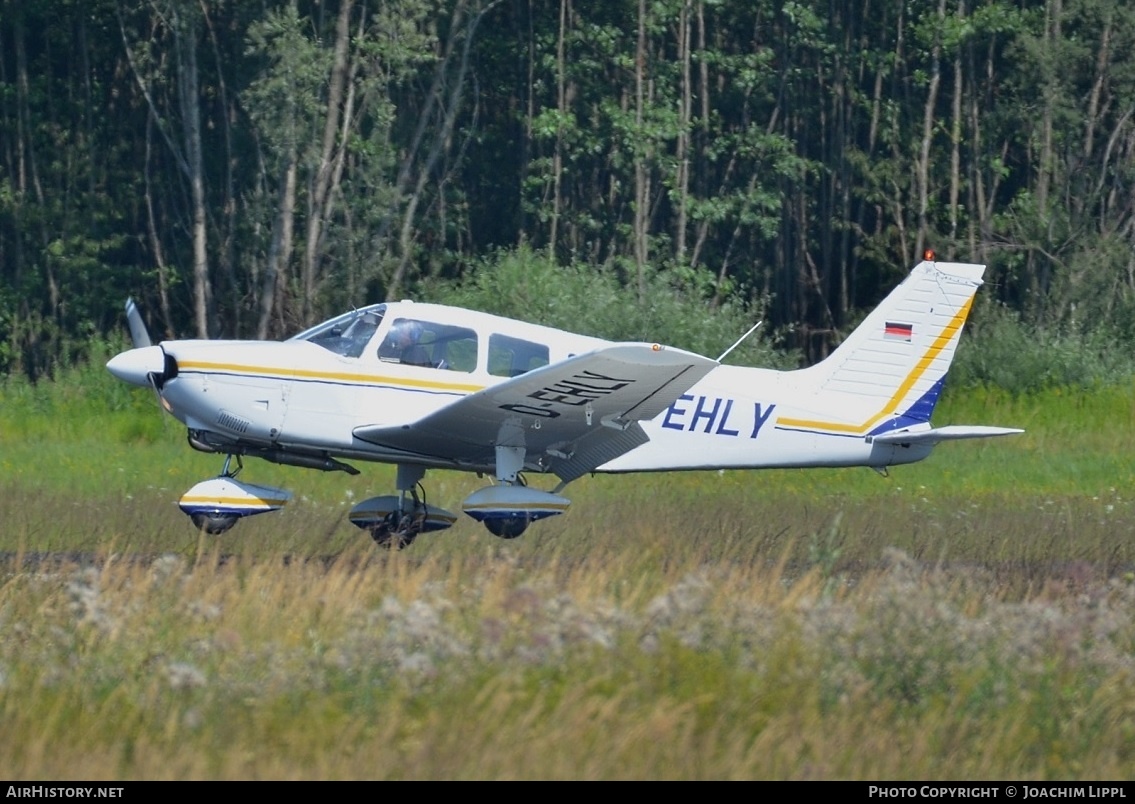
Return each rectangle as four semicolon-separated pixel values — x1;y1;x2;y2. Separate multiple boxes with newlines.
354;343;719;483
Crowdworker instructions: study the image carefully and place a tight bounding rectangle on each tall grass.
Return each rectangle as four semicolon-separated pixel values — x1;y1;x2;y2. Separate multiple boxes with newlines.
1;544;1133;779
3;344;1135;778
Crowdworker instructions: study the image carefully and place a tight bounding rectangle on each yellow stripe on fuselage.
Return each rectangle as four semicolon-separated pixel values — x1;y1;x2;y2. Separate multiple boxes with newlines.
176;360;486;394
179;495;289;507
775;295;973;435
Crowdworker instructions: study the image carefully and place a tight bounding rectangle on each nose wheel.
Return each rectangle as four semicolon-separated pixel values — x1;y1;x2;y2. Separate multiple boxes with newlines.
190;512;240;535
178;453;293;535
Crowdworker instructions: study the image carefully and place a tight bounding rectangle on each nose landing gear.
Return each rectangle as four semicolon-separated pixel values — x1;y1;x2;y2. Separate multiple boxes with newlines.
179;454;293;535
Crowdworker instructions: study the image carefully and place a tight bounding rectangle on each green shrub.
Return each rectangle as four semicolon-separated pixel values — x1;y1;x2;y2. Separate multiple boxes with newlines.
950;299;1135;393
423;245;799;369
0;333;154;436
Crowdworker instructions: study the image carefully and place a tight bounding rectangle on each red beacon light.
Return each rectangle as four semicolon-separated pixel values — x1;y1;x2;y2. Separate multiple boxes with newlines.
923;249;936;261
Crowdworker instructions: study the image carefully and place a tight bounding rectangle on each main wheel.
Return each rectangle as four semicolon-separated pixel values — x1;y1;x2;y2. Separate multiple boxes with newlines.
369;512;420;549
483;516;529;539
190;512;239;535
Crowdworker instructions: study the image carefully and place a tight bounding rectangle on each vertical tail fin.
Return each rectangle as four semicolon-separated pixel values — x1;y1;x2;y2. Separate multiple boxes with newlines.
794;259;983;436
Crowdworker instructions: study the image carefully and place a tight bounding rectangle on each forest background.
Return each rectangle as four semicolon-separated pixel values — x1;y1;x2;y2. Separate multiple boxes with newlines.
3;0;1135;390
4;4;1135;778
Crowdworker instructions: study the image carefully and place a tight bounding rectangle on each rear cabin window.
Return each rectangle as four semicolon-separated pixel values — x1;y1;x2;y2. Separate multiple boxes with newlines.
377;319;478;372
488;334;550;377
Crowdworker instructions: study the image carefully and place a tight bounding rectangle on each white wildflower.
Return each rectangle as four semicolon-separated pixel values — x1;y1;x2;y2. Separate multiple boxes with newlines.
166;662;207;691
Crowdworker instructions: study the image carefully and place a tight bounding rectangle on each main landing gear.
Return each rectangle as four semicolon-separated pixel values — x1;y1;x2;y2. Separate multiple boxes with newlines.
347;465;458;550
346;453;571;547
363;484;429;550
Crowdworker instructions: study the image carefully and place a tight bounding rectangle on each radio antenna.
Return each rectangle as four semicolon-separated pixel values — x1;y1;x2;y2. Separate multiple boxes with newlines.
716;320;763;363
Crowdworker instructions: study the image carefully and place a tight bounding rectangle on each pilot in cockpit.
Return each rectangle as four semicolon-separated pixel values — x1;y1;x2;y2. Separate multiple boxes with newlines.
379;319;432;367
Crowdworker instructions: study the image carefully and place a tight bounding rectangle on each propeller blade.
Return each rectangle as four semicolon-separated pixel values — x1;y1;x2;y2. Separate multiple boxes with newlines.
125;298;152;349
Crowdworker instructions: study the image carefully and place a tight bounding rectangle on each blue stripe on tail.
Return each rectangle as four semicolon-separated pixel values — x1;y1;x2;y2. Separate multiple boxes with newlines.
867;376;946;436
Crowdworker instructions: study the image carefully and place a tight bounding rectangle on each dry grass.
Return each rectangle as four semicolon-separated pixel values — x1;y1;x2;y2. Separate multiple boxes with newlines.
1;498;1134;779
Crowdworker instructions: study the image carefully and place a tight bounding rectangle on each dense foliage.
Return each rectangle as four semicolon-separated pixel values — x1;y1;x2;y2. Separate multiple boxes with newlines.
2;0;1134;386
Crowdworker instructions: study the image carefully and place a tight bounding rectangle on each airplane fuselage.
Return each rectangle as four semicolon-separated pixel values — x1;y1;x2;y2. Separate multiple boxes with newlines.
147;301;931;477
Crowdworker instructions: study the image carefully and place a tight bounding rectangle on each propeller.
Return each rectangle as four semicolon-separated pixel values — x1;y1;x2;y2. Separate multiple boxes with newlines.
106;299;174;389
125;298;152;348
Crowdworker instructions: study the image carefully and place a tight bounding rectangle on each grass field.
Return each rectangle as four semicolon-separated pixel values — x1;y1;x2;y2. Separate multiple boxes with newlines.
1;369;1135;779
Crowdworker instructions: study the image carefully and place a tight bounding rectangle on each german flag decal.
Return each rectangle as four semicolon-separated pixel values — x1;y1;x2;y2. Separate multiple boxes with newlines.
884;321;913;341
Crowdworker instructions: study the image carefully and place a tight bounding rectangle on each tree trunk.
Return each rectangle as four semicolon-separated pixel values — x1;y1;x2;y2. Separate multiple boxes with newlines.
674;0;691;265
633;0;649;301
257;154;297;340
175;7;211;339
200;0;238;334
948;0;965;257
914;0;946;263
144;112;175;340
1034;0;1062;301
301;0;354;325
549;0;568;258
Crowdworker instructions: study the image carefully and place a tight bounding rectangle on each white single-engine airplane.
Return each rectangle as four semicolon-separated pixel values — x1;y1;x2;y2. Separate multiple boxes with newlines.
108;255;1022;547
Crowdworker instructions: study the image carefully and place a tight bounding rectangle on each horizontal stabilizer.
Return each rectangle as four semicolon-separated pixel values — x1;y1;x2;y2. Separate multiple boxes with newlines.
868;425;1024;445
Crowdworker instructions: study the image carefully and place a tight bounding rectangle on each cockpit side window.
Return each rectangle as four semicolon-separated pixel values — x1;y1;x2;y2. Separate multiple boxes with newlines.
378;318;478;372
488;334;550;377
300;308;385;358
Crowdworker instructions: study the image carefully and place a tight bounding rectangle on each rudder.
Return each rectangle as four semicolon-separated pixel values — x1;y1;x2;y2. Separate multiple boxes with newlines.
795;259;984;433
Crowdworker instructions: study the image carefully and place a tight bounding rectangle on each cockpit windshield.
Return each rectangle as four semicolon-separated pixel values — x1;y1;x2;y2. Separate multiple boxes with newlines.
290;304;387;358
